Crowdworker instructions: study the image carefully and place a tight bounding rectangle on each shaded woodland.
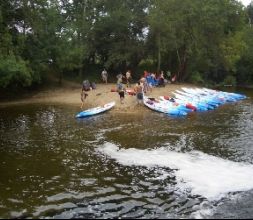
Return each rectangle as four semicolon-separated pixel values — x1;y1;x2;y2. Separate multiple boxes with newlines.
1;0;253;91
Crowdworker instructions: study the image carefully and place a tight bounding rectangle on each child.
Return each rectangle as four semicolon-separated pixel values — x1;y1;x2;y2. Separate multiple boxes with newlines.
80;86;88;109
125;70;132;88
134;82;144;105
117;79;125;104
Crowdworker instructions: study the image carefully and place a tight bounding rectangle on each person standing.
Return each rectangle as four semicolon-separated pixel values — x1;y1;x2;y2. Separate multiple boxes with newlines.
158;71;165;87
134;82;144;105
166;70;171;83
125;70;132;88
117;78;125;104
80;84;88;109
101;69;108;84
171;74;177;83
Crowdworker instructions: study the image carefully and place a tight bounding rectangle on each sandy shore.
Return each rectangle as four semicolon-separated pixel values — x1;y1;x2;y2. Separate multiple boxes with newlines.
0;82;195;113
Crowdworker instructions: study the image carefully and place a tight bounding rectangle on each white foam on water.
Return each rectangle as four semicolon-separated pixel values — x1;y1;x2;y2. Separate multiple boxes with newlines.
98;142;253;200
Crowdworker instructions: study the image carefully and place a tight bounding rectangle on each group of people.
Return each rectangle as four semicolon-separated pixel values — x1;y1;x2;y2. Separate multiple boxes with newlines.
114;69;177;105
80;68;174;109
101;69;133;104
115;70;139;104
101;69;133;86
115;70;154;105
143;70;167;87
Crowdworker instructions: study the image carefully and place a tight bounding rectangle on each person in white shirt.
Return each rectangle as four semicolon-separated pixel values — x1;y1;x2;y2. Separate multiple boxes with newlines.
101;69;108;84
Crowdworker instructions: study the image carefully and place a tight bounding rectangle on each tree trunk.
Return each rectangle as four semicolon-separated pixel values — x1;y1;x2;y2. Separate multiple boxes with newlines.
78;1;87;79
157;32;161;73
176;46;188;82
180;58;188;81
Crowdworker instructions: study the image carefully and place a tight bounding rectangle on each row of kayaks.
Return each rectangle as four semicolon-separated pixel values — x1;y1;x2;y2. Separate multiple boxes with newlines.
75;87;246;118
143;87;247;116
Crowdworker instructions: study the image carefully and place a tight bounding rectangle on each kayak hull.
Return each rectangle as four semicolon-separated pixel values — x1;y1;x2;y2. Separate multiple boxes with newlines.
76;102;115;118
143;97;187;116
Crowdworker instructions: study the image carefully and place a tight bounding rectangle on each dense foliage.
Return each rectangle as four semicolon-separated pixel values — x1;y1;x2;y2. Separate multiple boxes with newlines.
0;0;253;90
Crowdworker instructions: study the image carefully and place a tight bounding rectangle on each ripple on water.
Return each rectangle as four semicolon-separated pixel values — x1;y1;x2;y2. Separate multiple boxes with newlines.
1;95;253;219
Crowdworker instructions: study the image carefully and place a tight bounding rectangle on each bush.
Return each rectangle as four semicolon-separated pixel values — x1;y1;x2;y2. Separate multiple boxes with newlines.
223;75;237;86
189;71;204;84
0;55;33;88
137;59;156;77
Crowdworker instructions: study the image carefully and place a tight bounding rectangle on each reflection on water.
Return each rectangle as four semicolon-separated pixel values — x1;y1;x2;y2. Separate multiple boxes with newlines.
0;88;253;218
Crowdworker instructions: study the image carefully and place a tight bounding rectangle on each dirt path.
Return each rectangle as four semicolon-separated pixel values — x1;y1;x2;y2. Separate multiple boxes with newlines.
0;83;195;113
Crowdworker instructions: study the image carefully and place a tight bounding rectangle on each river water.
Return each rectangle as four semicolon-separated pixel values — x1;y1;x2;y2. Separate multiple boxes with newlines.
0;87;253;219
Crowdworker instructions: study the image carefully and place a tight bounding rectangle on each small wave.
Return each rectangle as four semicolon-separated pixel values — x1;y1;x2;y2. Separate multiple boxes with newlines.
98;142;253;200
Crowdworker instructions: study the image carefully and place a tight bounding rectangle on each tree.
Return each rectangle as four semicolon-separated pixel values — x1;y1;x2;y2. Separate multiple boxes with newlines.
86;0;150;75
0;0;35;89
236;20;253;85
147;0;246;83
0;0;252;90
247;1;253;26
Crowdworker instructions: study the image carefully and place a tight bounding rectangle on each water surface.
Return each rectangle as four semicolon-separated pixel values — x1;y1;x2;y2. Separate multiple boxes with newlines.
0;88;253;218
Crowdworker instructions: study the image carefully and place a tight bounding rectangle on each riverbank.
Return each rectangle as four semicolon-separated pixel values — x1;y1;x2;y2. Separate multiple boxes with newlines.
0;82;195;113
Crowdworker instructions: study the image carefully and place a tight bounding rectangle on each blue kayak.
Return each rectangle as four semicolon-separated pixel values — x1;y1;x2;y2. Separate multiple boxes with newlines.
76;102;115;118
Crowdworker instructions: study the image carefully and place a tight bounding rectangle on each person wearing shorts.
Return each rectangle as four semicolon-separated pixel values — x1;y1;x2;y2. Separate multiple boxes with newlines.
119;90;125;104
117;80;125;104
80;86;88;109
135;82;144;105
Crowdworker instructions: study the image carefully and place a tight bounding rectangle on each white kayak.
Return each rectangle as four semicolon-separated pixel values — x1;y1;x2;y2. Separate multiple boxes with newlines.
143;96;187;116
76;102;115;118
